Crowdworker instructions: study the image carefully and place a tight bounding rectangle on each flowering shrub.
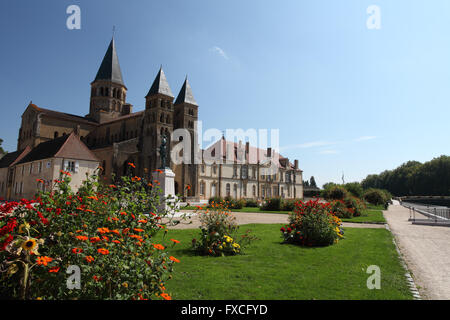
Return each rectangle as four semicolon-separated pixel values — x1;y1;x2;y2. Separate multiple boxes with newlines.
192;201;257;256
0;166;183;300
261;197;282;211
281;199;344;247
330;200;353;218
343;196;365;217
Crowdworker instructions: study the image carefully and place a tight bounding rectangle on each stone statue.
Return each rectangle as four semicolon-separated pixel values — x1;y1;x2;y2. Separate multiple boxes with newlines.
159;134;168;169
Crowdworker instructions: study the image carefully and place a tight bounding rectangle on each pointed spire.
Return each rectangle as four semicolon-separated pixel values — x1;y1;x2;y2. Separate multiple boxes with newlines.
174;76;197;106
146;67;174;98
94;38;125;86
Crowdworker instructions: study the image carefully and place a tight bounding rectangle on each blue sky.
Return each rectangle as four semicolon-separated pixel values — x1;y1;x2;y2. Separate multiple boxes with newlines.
1;0;449;187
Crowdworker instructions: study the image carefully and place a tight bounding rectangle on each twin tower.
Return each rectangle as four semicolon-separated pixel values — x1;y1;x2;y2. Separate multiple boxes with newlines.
87;38;199;193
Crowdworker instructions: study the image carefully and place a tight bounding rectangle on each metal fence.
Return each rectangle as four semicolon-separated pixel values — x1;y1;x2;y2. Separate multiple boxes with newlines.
402;201;450;226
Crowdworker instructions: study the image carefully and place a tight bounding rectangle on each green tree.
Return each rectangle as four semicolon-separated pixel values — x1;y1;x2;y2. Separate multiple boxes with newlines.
309;176;317;188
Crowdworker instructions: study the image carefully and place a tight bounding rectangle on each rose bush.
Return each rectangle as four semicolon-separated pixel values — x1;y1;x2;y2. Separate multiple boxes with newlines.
192;201;257;256
0;164;183;300
281;199;343;247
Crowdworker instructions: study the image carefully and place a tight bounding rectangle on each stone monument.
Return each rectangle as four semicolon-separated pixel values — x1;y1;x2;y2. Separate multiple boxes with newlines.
152;135;178;211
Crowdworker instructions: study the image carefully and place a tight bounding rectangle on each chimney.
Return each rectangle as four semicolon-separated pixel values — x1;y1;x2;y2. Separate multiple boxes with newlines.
294;159;298;169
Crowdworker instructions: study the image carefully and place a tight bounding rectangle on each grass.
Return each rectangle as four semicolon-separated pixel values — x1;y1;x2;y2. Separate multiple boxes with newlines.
340;210;386;224
159;224;412;300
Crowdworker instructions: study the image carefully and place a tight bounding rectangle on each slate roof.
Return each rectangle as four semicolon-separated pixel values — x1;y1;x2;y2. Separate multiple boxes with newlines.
175;77;197;106
94;38;125;86
0;147;31;168
146;67;174;98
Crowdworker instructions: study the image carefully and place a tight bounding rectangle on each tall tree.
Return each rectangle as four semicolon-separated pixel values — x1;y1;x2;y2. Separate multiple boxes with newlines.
310;176;317;188
0;139;5;158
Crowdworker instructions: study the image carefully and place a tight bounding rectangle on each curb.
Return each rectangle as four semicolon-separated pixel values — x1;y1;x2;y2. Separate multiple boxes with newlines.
384;223;422;300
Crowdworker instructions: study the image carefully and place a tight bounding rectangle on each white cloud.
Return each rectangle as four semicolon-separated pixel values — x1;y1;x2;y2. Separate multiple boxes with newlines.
355;136;376;142
210;46;229;60
280;141;332;151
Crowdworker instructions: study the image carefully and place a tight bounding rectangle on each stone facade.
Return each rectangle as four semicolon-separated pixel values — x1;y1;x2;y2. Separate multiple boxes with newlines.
8;37;303;202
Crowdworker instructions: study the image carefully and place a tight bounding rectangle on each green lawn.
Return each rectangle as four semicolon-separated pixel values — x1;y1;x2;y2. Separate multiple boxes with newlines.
159;224;412;300
340;210;386;224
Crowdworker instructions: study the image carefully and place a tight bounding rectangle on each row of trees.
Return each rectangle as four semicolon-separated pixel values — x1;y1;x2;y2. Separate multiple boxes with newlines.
361;155;450;196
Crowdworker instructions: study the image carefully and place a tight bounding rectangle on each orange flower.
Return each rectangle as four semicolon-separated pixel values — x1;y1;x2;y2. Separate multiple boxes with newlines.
90;237;101;243
120;211;127;216
161;293;172;300
138;219;147;224
153;244;165;250
87;196;99;201
85;256;95;263
112;240;121;244
97;248;110;255
169;256;180;263
122;228;130;234
170;239;180;244
72;248;83;254
102;236;109;242
75;235;88;241
133;228;144;233
36;179;44;183
48;267;60;273
97;227;110;234
36;256;53;266
128;162;136;168
109;184;117;188
155;169;163;174
93;275;101;281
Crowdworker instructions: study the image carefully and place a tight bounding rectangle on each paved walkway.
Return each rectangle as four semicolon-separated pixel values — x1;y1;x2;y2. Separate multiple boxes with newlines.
168;211;385;230
385;201;450;299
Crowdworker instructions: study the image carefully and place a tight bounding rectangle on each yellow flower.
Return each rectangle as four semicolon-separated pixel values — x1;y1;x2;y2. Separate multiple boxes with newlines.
18;223;30;234
218;246;223;250
21;238;37;251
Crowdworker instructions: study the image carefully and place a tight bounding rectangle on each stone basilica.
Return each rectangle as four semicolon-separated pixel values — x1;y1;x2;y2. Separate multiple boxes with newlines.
1;38;303;202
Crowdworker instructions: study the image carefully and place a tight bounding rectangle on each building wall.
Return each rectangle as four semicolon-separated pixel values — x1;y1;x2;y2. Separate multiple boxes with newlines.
0;167;8;199
198;162;303;200
9;158;99;201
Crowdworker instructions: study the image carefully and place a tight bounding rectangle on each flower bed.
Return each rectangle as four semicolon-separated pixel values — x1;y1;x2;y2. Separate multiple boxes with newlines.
281;199;343;247
192;201;257;256
0;165;182;300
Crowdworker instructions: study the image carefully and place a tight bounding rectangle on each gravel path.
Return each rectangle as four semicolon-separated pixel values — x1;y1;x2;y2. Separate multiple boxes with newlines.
168;211;385;230
384;201;450;300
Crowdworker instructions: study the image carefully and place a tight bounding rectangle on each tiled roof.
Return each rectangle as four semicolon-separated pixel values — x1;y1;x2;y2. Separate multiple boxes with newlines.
0;147;31;168
16;133;99;164
28;104;98;126
202;138;297;169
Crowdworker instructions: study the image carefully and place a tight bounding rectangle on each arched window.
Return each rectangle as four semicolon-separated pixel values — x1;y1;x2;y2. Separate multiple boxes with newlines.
252;185;256;196
226;183;231;197
233;184;238;198
160;113;164;123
